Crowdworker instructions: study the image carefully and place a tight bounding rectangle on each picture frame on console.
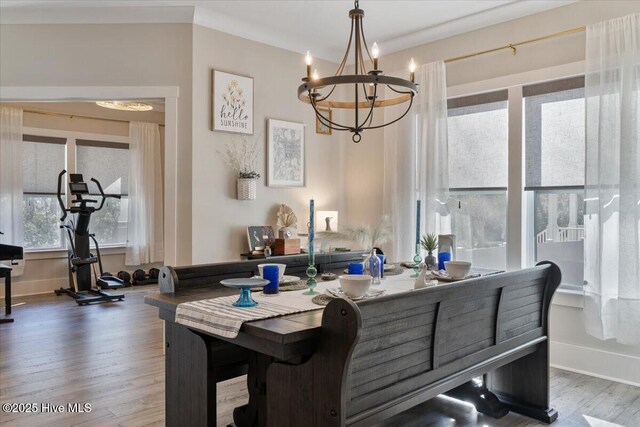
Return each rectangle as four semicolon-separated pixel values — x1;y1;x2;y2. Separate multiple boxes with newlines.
211;69;254;134
267;119;306;187
246;225;275;253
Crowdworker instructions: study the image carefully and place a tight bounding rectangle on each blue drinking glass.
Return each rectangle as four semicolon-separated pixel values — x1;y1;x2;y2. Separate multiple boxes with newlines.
438;252;451;271
348;262;364;275
263;265;280;294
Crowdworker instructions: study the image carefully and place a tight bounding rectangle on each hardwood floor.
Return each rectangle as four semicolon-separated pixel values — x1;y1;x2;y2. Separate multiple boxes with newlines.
1;289;639;427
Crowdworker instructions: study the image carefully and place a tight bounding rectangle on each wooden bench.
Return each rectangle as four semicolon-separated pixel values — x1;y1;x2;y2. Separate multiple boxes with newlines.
266;261;561;426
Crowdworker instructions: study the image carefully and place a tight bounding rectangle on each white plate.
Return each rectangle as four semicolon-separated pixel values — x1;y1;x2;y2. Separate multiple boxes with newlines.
326;286;385;301
252;275;300;284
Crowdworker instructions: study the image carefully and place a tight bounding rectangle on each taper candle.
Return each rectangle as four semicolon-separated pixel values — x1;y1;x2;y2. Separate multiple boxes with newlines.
309;199;315;263
416;199;421;246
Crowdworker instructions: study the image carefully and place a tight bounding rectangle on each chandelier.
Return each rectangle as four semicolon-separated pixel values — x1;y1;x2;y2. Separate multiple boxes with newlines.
298;0;418;143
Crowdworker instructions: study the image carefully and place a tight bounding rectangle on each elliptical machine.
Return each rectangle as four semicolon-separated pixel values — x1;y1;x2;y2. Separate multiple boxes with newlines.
54;170;125;305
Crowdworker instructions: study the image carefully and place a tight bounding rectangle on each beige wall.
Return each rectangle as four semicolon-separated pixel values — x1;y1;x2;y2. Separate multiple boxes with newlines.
0;23;193;267
190;25;345;263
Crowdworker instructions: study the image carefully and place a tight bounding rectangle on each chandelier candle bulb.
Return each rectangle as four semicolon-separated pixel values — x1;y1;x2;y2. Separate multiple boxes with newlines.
372;42;379;70
409;58;416;82
305;51;312;79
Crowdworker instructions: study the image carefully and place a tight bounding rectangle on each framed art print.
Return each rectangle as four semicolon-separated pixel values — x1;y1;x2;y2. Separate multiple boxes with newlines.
267;119;305;187
316;107;332;135
212;69;254;134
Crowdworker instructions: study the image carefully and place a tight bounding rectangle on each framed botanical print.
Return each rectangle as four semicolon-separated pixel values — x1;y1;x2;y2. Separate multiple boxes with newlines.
212;69;254;134
316;107;332;135
267;119;305;187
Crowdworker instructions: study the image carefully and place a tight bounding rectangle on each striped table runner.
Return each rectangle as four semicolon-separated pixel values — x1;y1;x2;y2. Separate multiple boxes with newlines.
175;293;323;339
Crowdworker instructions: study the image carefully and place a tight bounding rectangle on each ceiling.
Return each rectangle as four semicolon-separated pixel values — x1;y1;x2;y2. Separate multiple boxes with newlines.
0;0;576;60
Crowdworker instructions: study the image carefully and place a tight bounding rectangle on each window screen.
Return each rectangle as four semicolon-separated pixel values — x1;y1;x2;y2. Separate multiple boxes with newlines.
22;136;66;195
447;91;508;189
524;76;585;190
76;140;129;195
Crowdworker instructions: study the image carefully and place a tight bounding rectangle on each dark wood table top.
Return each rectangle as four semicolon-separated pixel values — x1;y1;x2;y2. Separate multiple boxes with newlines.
145;284;325;359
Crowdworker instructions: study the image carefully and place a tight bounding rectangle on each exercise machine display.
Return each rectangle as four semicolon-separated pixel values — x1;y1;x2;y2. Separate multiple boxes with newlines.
54;170;125;305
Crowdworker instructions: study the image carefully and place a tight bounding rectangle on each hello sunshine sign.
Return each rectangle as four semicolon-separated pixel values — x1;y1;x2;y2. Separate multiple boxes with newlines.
212;70;254;134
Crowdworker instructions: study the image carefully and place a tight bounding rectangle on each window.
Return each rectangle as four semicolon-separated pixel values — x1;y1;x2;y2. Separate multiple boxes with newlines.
447;91;509;270
524;77;585;285
76;140;129;246
21;133;130;251
22;135;66;250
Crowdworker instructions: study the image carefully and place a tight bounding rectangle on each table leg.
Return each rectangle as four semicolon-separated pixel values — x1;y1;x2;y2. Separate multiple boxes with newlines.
164;321;215;427
233;351;272;427
1;272;13;324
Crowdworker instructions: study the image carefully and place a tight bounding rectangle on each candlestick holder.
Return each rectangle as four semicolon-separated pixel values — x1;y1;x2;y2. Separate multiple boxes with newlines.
304;264;318;295
411;244;422;277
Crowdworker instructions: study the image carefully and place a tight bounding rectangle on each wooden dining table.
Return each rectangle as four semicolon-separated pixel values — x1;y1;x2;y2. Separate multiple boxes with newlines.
145;267;502;427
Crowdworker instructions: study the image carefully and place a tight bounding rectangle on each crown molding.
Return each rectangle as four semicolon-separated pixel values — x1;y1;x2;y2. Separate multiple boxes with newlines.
380;1;576;55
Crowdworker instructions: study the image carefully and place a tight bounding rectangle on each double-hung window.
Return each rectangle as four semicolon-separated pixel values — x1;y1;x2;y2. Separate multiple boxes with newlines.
524;76;585;286
446;90;509;270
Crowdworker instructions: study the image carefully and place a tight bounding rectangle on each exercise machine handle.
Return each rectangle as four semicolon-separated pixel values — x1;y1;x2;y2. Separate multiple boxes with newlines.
91;177;121;212
58;170;68;222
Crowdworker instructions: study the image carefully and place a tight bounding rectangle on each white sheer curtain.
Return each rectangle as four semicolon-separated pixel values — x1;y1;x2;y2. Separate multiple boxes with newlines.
383;61;450;262
0;107;24;246
126;122;164;266
583;14;640;345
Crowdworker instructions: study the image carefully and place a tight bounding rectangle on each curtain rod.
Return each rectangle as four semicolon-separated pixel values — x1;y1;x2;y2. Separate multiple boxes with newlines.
444;26;586;64
21;108;165;127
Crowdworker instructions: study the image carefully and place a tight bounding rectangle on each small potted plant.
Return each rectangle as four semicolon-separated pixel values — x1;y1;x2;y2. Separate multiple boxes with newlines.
421;233;438;270
221;134;261;200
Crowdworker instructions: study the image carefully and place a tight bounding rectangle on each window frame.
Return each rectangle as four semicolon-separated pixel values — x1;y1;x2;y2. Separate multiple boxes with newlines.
21;127;130;254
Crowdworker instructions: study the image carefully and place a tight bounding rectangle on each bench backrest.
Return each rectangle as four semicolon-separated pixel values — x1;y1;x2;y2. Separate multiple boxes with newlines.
342;262;560;423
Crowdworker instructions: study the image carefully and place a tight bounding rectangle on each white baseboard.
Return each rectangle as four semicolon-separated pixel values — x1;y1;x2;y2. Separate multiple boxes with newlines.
0;277;68;298
550;340;640;387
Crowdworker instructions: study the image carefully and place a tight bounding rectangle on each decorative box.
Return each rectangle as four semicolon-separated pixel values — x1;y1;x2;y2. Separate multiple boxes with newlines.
274;238;300;256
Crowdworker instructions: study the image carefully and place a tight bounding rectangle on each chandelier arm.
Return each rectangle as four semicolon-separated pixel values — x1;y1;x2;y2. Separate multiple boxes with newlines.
315;85;338;103
310;94;353;131
357;83;378;129
358;17;375;65
362;95;415;130
360;82;370;104
334;15;355;77
386;85;414;95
